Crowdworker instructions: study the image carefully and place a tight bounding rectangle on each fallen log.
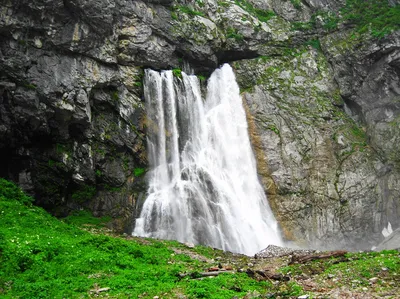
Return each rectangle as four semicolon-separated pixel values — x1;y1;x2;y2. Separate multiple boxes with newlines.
289;250;348;265
179;269;235;279
199;270;236;277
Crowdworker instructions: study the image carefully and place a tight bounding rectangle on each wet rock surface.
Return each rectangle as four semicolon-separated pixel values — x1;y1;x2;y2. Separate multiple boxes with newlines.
375;228;400;251
234;29;400;250
0;0;399;246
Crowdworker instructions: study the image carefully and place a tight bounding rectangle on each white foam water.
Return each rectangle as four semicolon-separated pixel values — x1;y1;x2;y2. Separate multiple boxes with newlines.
133;64;282;255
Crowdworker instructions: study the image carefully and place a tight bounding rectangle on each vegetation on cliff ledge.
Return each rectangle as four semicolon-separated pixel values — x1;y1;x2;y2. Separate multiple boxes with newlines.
1;179;400;298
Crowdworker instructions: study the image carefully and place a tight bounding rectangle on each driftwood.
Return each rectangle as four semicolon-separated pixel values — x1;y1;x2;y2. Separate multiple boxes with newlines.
256;270;290;281
179;269;235;279
289;250;348;265
246;269;290;281
198;270;235;277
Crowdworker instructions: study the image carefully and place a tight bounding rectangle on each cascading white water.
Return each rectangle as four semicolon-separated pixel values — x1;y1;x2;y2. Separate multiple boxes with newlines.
133;64;282;255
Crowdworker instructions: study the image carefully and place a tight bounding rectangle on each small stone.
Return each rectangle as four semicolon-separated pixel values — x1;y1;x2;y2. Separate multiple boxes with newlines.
327;274;335;279
381;267;388;271
153;296;159;299
362;287;368;291
298;295;309;299
247;263;254;267
184;242;194;248
369;277;378;283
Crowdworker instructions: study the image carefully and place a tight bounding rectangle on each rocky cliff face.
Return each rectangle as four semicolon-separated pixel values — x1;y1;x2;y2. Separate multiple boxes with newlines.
0;0;399;249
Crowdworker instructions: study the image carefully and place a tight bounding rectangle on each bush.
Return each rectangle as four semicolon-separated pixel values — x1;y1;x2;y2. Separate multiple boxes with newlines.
0;178;34;205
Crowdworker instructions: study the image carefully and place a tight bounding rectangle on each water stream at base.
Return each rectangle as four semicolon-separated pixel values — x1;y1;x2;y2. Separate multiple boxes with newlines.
133;64;282;255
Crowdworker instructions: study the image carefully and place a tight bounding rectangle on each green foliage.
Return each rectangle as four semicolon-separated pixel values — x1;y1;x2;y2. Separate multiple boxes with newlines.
63;210;111;228
95;169;102;177
341;0;400;37
291;11;339;31
291;21;313;31
0;179;276;298
1;179;400;298
196;0;205;8
24;83;37;90
304;39;322;51
175;5;205;17
55;143;69;154
217;1;231;8
172;68;182;78
234;0;275;22
267;124;280;135
133;167;146;177
226;27;244;41
292;0;399;38
103;184;122;192
71;185;96;203
290;0;302;9
171;11;178;20
185;273;272;298
197;74;207;82
0;178;34;205
134;81;143;88
111;91;119;102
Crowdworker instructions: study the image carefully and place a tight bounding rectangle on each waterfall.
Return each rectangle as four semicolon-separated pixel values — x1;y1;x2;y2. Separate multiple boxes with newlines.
133;64;282;255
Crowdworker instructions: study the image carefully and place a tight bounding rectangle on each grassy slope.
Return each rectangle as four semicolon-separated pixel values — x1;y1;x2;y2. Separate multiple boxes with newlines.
1;180;400;299
0;179;271;298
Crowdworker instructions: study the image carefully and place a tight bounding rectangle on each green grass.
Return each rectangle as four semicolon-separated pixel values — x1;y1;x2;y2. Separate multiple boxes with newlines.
291;0;399;38
226;27;244;41
71;185;96;203
342;0;400;37
175;5;205;17
24;83;37;90
290;0;302;10
304;39;322;51
279;250;400;283
326;251;400;280
133;167;146;177
0;179;275;298
63;210;111;228
234;0;275;23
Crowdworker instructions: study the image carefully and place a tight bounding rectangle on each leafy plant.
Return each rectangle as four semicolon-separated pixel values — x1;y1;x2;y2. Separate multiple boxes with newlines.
63;210;111;228
133;167;146;177
234;0;275;22
226;27;244;41
341;0;400;37
175;5;205;17
172;68;182;78
71;185;96;202
111;91;119;102
290;0;302;9
0;178;34;205
24;83;37;90
304;39;322;51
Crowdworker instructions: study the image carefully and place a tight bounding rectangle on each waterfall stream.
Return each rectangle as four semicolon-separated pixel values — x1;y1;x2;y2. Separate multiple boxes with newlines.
133;64;282;255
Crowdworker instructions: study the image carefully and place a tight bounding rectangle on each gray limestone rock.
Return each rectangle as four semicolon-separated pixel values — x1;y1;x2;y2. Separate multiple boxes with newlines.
1;0;400;245
375;228;400;251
